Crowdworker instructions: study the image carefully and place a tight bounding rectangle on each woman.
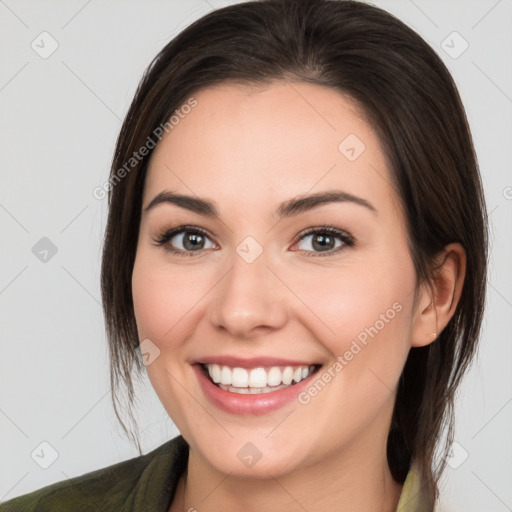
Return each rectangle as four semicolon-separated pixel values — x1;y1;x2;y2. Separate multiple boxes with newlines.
1;0;487;510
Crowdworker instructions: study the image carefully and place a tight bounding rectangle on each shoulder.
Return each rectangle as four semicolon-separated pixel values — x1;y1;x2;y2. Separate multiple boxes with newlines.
395;460;433;512
0;435;189;512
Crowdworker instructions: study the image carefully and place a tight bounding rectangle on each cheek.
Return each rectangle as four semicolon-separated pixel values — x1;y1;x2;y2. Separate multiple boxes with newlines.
131;252;191;344
292;255;415;376
131;250;222;361
131;252;202;428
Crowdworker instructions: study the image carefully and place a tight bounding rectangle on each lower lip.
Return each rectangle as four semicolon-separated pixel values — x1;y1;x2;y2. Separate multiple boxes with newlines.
193;364;319;416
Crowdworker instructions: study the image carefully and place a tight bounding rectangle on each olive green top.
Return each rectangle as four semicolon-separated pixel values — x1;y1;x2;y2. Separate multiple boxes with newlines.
0;435;429;511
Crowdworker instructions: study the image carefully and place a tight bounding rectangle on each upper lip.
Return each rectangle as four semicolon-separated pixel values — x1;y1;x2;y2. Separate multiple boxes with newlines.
194;355;321;369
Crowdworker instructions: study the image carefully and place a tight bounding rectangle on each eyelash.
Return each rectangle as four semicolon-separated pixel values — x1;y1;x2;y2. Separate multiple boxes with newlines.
152;224;355;258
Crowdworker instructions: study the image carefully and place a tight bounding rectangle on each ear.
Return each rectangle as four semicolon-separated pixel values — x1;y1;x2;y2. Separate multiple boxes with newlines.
411;243;466;348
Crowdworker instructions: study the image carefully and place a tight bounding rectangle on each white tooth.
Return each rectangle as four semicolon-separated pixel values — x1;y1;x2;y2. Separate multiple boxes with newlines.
208;364;221;383
231;367;249;387
236;386;249;394
220;366;232;385
248;367;267;387
213;364;315;390
267;367;282;386
282;366;293;385
249;386;262;394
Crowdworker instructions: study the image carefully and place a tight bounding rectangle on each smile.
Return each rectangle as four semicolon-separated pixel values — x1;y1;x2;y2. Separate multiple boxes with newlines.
194;360;322;415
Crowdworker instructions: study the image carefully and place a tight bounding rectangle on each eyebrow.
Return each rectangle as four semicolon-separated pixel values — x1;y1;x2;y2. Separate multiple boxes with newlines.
143;189;377;218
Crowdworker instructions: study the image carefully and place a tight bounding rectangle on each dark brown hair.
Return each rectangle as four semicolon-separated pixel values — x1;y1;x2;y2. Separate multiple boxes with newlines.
100;0;488;507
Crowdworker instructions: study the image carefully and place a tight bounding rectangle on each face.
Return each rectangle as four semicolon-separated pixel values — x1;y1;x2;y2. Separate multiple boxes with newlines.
132;80;419;478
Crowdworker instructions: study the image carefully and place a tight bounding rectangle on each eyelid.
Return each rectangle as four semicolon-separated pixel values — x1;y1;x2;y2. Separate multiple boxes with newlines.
294;225;354;244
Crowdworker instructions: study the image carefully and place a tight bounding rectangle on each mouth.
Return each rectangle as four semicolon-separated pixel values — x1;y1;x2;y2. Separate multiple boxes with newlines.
198;362;322;395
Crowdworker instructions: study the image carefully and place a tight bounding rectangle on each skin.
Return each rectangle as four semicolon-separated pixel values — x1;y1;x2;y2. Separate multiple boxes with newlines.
131;80;466;512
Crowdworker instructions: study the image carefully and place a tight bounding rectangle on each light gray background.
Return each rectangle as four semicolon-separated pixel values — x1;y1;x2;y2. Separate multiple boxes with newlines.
1;0;511;510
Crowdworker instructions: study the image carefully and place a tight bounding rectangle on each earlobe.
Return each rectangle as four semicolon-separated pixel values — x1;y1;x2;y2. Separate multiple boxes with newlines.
411;243;466;348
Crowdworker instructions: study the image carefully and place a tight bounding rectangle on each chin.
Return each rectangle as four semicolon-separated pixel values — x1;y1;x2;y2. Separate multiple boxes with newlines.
187;431;315;479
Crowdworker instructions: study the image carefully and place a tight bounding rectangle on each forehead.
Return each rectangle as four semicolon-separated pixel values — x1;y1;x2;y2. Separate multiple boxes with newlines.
144;80;399;219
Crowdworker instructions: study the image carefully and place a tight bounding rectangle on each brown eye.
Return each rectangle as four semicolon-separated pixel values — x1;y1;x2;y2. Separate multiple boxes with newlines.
294;226;355;257
175;231;207;251
153;226;216;257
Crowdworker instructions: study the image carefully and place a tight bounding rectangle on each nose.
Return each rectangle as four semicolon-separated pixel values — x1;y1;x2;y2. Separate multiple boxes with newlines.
208;248;289;339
